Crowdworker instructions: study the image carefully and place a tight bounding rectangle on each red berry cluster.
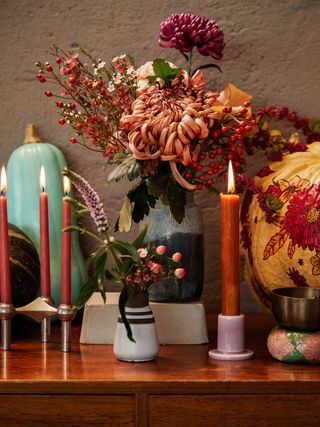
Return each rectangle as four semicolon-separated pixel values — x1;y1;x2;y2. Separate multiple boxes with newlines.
258;105;318;143
183;101;258;190
35;48;137;158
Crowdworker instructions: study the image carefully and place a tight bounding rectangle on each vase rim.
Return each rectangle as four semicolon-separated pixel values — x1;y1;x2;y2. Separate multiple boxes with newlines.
126;292;149;308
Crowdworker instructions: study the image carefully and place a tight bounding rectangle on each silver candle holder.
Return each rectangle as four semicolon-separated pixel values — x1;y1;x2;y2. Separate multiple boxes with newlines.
1;296;75;352
0;303;15;351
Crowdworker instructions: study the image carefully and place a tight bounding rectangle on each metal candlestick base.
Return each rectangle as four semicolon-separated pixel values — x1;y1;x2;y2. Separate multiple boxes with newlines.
16;296;57;343
209;314;254;361
57;305;75;352
0;303;15;351
40;297;55;343
3;297;76;352
41;317;51;343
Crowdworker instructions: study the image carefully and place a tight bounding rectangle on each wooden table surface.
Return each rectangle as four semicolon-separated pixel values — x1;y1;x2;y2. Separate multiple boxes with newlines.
1;314;320;426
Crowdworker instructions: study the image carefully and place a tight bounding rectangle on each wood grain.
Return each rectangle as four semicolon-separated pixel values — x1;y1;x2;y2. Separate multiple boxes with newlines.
1;315;320;426
0;395;134;426
149;395;320;427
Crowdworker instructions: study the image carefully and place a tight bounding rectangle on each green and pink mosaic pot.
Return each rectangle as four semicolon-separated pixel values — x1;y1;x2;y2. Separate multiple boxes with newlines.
240;141;320;311
267;327;320;364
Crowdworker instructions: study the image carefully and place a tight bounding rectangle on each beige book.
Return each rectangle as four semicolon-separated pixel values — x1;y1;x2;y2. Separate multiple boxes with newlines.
80;292;209;345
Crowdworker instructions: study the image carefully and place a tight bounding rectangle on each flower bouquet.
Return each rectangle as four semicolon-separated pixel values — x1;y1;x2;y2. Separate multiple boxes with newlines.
30;14;301;226
64;169;185;340
35;13;320;311
36;13;319;228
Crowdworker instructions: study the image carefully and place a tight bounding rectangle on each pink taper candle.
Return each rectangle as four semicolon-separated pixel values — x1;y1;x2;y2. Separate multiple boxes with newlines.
220;161;240;316
39;166;51;298
0;167;11;304
61;176;71;305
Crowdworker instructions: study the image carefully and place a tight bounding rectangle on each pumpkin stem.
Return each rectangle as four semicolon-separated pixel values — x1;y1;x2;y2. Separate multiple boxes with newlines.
23;124;41;144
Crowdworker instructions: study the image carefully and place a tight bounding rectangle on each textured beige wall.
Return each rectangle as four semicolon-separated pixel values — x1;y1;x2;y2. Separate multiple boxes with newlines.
0;0;319;312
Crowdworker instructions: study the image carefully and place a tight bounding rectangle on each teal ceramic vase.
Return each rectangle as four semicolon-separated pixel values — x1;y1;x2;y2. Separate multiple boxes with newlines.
6;124;87;305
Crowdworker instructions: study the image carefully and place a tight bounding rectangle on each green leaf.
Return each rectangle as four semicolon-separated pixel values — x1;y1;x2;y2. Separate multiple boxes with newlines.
167;179;186;223
96;270;106;297
85;252;97;269
107;152;131;164
73;208;90;220
147;75;157;84
119;287;135;342
111;241;140;263
266;194;284;211
107;155;140;183
148;169;186;223
96;252;107;273
147;173;170;201
133;226;147;249
118;195;132;232
63;225;86;234
64;197;80;206
127;180;157;223
309;116;320;133
73;276;98;309
152;58;181;85
105;269;114;280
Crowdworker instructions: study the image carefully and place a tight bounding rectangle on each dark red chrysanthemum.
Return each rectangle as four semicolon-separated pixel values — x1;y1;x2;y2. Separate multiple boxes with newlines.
159;13;224;59
284;183;320;251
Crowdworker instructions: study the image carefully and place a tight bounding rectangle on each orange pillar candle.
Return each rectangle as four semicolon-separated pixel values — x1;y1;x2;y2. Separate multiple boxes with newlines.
61;176;71;306
220;161;240;316
39;166;51;298
0;167;11;304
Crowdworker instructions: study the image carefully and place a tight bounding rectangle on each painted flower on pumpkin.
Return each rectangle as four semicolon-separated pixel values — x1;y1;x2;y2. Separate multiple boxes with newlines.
283;183;320;252
310;253;320;275
287;267;308;287
159;13;224;60
264;184;283;212
277;175;309;204
120;70;219;189
265;185;282;198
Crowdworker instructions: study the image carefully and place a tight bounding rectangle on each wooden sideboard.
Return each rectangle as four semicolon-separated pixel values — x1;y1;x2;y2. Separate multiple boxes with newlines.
0;314;319;427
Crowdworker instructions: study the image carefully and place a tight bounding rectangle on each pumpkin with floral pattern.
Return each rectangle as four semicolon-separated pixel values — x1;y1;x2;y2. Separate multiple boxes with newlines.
240;141;320;310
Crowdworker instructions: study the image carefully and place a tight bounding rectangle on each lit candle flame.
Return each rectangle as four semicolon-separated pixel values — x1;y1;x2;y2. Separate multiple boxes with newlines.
1;166;7;194
39;166;46;191
227;160;235;194
63;176;71;195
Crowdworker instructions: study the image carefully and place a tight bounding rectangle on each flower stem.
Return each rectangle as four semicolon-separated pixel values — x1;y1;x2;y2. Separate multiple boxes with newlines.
188;50;193;75
104;233;122;272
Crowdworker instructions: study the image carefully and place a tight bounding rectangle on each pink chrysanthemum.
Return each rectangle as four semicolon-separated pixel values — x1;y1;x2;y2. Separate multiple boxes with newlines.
284;183;320;251
159;13;224;59
120;70;219;190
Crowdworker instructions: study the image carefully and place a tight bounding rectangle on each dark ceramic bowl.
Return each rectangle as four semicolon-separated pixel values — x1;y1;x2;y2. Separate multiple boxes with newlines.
271;287;320;330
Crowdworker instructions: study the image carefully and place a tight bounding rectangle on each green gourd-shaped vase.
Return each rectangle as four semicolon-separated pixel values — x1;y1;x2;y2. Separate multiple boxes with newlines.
6;124;87;305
